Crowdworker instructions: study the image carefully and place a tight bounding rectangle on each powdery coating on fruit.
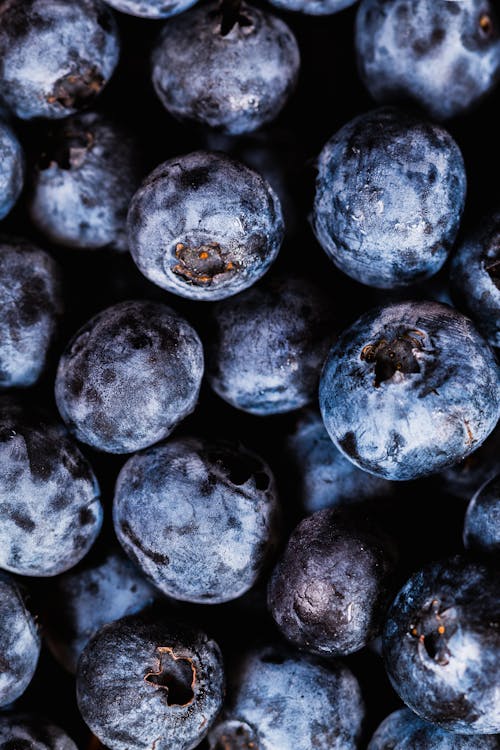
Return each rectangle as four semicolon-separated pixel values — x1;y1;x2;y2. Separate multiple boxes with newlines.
77;613;225;750
0;120;24;220
268;0;357;15
29;112;141;251
0;714;78;750
207;276;338;415
383;556;500;734
0;573;41;706
0;0;120;121
103;0;199;18
463;474;500;558
320;301;500;481
114;438;279;603
151;1;300;135
55;301;204;454
0;401;102;576
313;107;467;289
127;151;284;301
208;644;364;750
0;240;63;390
356;0;500;121
438;421;500;499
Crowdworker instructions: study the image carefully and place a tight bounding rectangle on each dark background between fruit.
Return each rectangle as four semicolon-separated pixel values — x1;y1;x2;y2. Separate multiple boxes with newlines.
3;2;499;747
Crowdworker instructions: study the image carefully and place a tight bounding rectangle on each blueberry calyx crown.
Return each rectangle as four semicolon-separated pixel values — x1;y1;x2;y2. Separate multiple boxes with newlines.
47;67;105;111
144;647;195;707
360;329;426;387
408;598;457;667
172;241;238;286
211;0;253;37
39;129;94;172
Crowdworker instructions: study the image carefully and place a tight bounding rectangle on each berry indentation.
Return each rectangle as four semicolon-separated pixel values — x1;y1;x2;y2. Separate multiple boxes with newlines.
144;647;195;706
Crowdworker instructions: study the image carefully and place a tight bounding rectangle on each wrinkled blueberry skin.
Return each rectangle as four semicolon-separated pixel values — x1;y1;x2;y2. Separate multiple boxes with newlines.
0;401;102;577
0;0;120;121
268;509;398;656
355;0;500;121
0;121;24;220
77;612;225;750
207;276;338;415
0;714;78;750
320;301;500;480
55;300;204;454
208;644;364;750
0;239;62;390
103;0;198;17
368;708;500;749
463;474;500;559
0;573;41;706
268;0;357;14
127;151;283;301
151;1;300;135
29;112;141;252
114;437;279;603
44;550;157;674
383;556;500;734
313;107;467;289
450;212;500;349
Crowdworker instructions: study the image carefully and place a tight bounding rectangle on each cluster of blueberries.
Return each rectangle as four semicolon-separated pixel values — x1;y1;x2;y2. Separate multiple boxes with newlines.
0;0;499;749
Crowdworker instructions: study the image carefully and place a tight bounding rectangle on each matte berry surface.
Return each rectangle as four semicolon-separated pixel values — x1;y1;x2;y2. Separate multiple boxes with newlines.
103;0;199;18
463;474;500;558
0;120;24;220
0;714;78;750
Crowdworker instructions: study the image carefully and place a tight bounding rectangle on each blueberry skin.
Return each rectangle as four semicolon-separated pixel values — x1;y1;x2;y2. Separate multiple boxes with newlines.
0;401;102;577
55;300;204;454
312;107;467;289
103;0;198;18
0;121;24;220
267;0;357;14
438;421;500;500
114;437;279;604
320;301;500;481
0;239;62;390
450;212;500;349
77;613;225;750
463;474;500;558
29;112;141;252
368;708;500;749
356;0;500;121
208;644;364;750
207;276;338;415
383;556;500;734
0;0;120;121
127;151;284;301
0;573;41;707
0;714;78;750
151;1;300;135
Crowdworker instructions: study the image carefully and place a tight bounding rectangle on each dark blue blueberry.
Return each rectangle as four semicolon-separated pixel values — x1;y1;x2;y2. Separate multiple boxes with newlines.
208;644;365;750
355;0;500;120
0;399;102;577
0;120;24;220
0;714;77;749
438;421;500;500
0;573;41;707
55;300;204;454
463;474;500;559
313;107;467;288
29;112;141;252
114;437;280;603
268;0;357;14
103;0;198;17
127;151;284;301
0;0;120;121
383;556;500;734
207;275;338;415
319;301;500;480
268;508;398;656
0;239;62;390
151;1;300;135
77;612;225;750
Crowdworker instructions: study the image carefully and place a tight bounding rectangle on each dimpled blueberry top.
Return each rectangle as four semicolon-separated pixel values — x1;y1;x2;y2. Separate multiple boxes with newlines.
313;107;467;289
320;300;500;481
268;0;357;14
55;300;204;453
0;0;120;121
208;645;365;750
102;0;199;18
463;474;500;558
0;714;78;750
114;437;279;603
151;1;300;135
0;120;24;220
127;151;284;301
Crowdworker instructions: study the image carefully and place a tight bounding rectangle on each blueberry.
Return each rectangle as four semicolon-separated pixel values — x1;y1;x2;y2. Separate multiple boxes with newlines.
208;644;365;750
77;612;225;750
114;437;279;603
319;301;500;480
103;0;198;17
267;0;357;14
0;573;41;707
151;1;300;135
463;474;500;559
207;275;338;415
55;300;204;454
383;556;500;734
0;714;77;749
312;107;467;288
438;421;500;500
0;400;102;576
29;112;141;252
0;120;24;220
127;151;284;301
0;239;62;390
0;0;120;121
355;0;500;121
